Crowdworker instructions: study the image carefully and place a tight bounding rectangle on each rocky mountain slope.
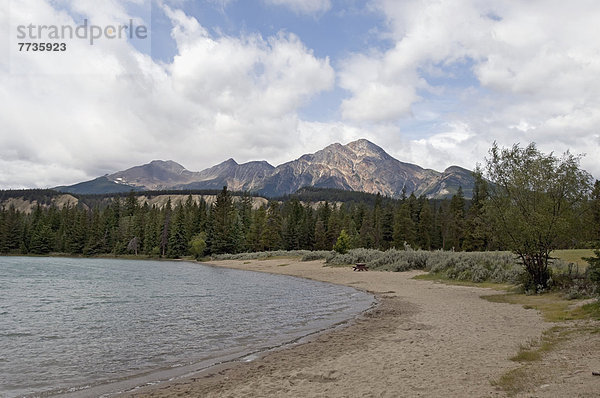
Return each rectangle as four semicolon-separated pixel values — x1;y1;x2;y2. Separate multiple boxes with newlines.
56;139;474;199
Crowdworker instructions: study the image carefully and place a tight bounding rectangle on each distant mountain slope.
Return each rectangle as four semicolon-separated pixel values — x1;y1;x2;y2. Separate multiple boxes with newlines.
54;176;140;195
55;139;475;198
178;159;276;192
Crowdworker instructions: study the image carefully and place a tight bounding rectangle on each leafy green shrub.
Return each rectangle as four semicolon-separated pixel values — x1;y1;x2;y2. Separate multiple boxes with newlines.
584;249;600;291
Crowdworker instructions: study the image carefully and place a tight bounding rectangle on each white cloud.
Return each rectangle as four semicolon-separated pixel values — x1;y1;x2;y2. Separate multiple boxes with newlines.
0;1;335;188
337;0;600;178
264;0;331;16
2;0;600;190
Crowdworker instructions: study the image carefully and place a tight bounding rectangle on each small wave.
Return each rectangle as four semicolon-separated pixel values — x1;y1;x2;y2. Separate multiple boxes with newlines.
1;332;33;337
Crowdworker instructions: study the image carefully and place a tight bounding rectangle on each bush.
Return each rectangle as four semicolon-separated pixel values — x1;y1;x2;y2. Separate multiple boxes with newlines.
212;250;335;262
326;248;524;283
301;251;335;261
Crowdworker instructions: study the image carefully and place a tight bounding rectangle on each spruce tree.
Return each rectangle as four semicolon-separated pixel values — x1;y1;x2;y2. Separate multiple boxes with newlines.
208;187;240;254
168;204;188;258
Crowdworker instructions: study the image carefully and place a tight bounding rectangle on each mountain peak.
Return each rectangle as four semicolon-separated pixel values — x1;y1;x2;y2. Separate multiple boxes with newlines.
148;160;187;171
224;158;238;165
345;138;389;159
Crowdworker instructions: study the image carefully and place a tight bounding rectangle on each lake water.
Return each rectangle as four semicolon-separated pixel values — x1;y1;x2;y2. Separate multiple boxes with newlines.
0;257;374;397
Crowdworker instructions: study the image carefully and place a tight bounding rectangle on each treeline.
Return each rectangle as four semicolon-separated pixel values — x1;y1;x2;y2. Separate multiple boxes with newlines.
0;179;598;257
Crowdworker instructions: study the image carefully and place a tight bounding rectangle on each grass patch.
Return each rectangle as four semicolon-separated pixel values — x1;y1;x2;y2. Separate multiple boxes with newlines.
413;273;512;291
491;325;582;395
482;293;579;322
552;249;594;269
571;300;600;320
511;348;541;362
277;263;290;267
491;367;532;396
510;327;567;363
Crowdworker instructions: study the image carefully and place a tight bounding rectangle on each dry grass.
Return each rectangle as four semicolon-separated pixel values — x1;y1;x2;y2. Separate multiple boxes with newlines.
482;292;581;322
552;248;594;269
413;273;512;291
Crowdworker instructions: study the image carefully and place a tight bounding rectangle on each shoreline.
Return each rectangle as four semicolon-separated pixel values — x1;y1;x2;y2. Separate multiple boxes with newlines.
119;259;552;397
8;256;373;398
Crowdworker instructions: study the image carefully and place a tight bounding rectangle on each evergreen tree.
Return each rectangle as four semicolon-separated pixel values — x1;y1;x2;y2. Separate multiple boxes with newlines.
314;219;329;250
447;187;466;250
247;205;267;251
283;199;302;250
29;211;53;255
160;199;172;256
381;206;395;250
462;171;490;251
393;204;416;248
298;205;315;250
125;191;138;217
417;199;434;250
168;204;188;258
238;193;254;250
359;212;375;248
261;201;283;250
326;205;342;248
208;187;241;254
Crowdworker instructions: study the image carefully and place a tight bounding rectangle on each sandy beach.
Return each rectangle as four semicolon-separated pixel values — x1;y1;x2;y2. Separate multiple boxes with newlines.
122;259;598;397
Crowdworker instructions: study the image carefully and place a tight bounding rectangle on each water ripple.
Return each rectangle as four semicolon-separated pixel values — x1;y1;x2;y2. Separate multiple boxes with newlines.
0;257;373;398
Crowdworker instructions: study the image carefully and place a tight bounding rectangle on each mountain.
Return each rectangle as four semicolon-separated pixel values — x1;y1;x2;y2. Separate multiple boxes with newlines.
54;176;141;195
179;159;276;192
55;139;475;199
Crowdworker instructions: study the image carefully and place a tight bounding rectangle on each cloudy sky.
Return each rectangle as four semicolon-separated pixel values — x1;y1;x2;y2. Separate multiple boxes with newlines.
1;0;599;189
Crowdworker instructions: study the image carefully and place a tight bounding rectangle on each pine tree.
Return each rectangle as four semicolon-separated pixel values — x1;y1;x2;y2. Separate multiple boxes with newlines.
160;199;172;256
393;204;416;248
261;201;283;251
417;199;434;250
448;187;466;250
359;212;375;248
298;204;315;250
208;187;241;254
247;205;267;251
283;199;302;250
125;191;138;217
462;171;490;251
314;220;329;250
168;204;188;258
381;206;394;250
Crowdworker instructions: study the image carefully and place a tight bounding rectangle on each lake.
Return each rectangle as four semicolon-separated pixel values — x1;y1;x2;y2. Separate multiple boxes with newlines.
0;257;374;397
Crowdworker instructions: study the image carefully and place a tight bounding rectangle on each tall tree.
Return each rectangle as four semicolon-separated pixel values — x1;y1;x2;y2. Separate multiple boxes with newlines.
485;142;593;292
168;204;188;258
447;187;466;250
590;180;600;243
261;201;283;250
208;187;242;254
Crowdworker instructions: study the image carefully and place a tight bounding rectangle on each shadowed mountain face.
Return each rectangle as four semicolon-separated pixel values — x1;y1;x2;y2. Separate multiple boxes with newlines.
55;139;475;198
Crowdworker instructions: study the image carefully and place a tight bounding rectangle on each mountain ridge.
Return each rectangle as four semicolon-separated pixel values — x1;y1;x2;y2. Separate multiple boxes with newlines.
55;139;475;199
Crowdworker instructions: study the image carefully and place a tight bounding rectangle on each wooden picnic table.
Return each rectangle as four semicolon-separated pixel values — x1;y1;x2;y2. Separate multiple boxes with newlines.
353;263;368;271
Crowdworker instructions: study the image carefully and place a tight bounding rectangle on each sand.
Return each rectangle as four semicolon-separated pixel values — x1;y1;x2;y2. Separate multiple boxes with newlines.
121;259;598;397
